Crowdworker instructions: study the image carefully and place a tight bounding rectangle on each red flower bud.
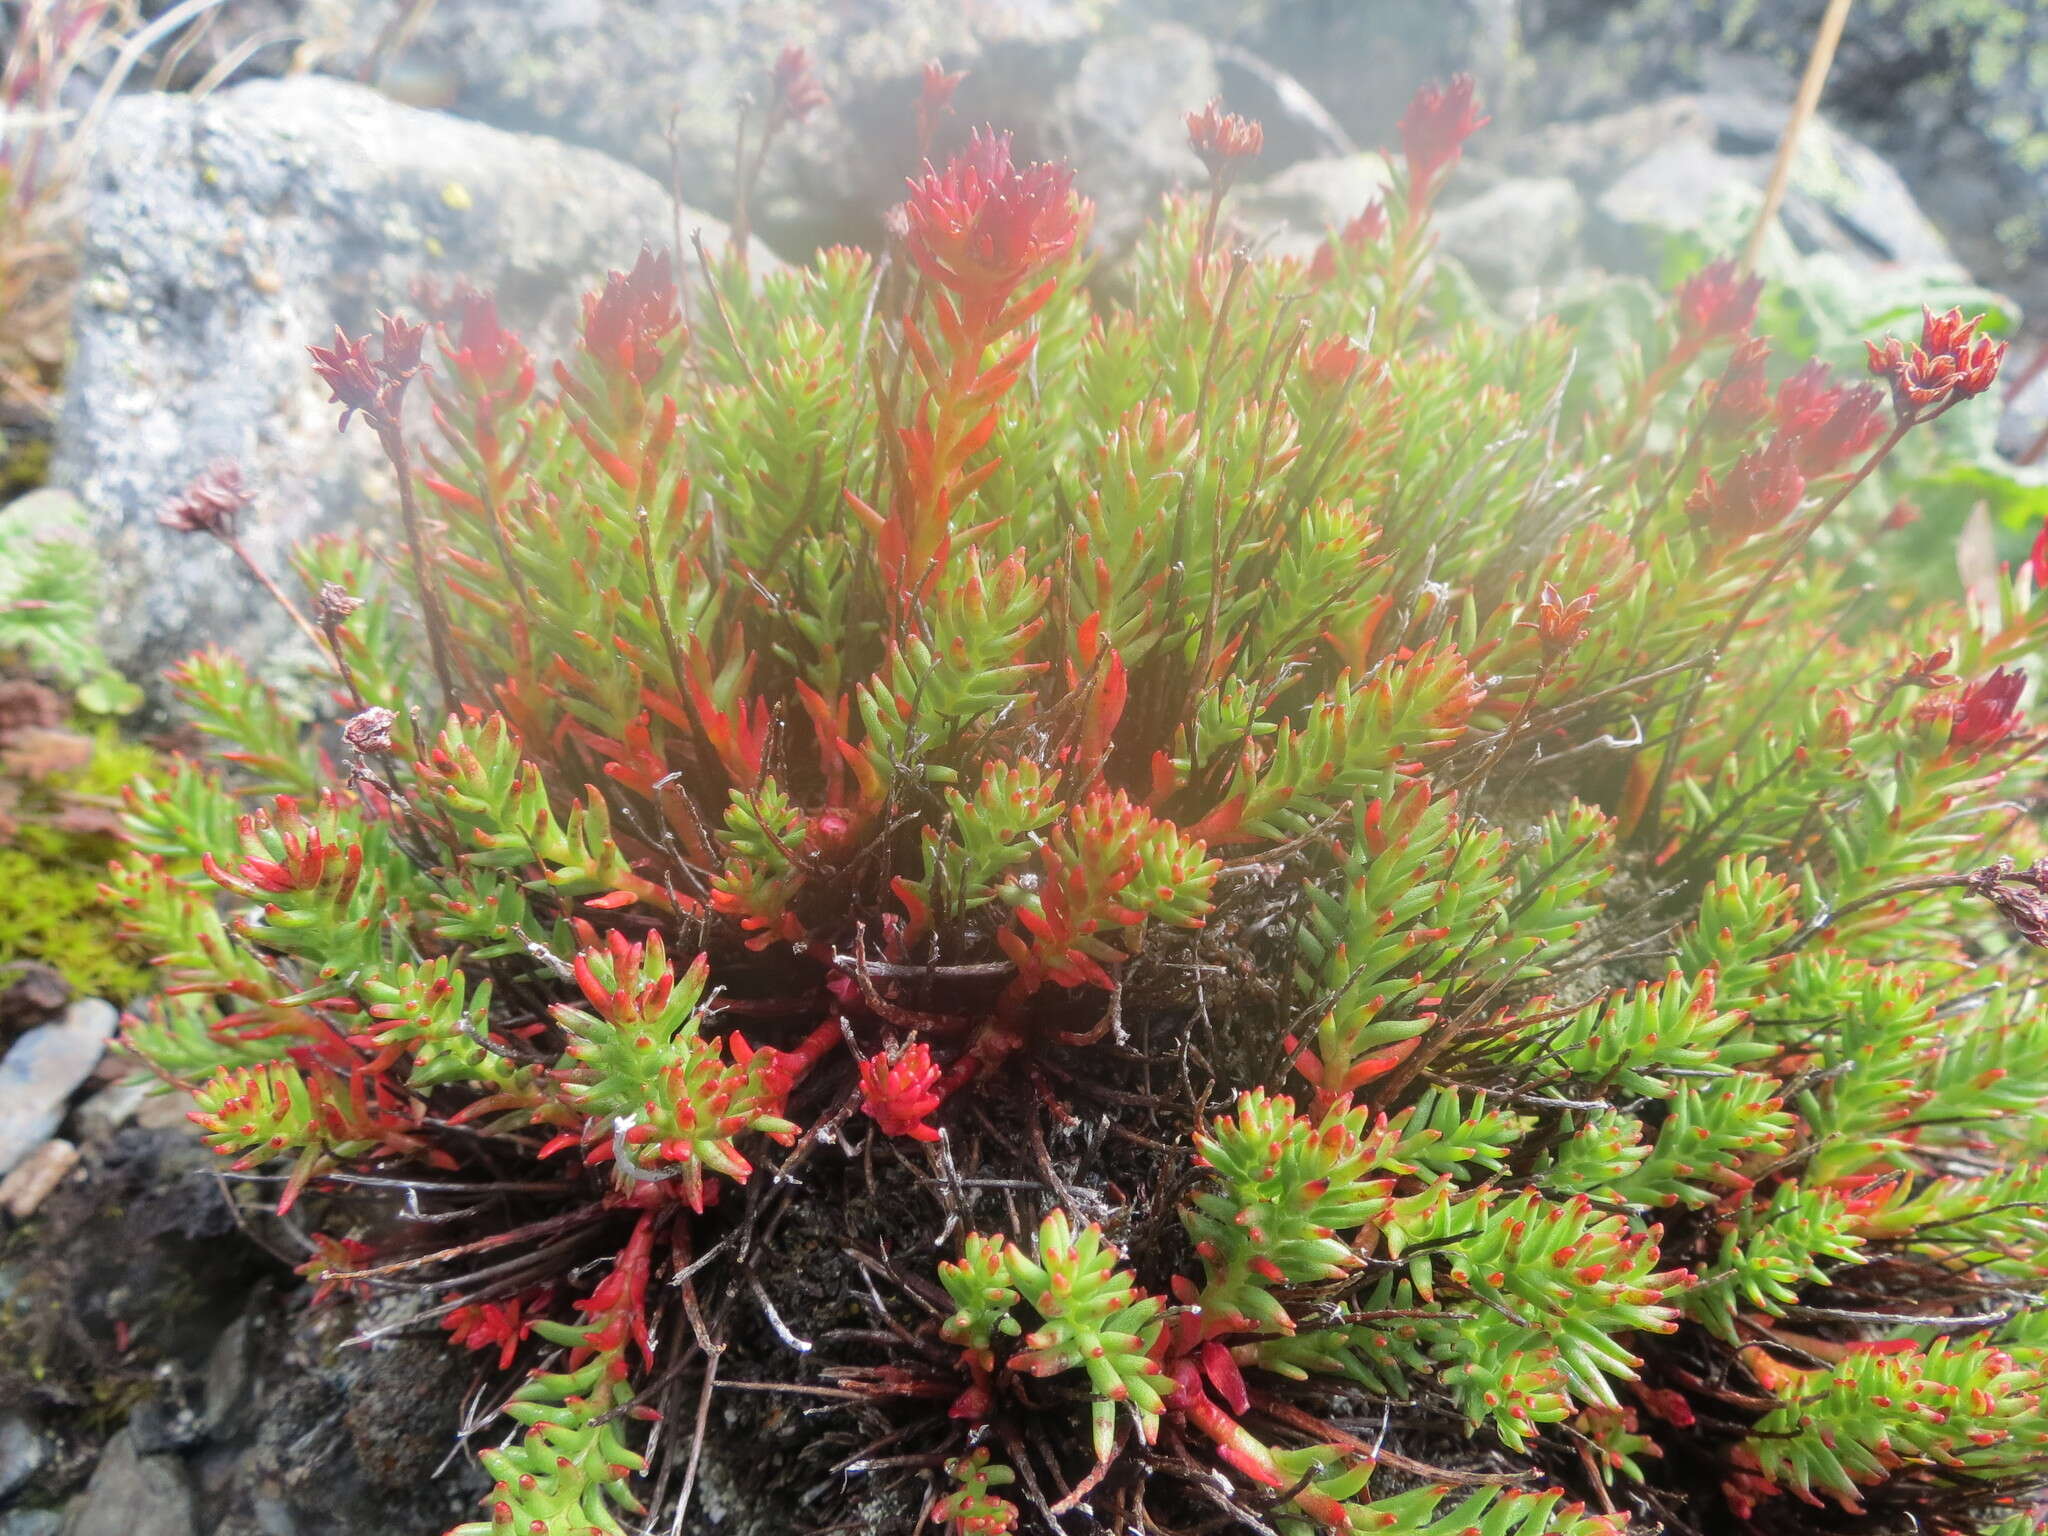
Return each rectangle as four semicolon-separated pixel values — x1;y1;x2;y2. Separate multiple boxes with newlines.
1185;99;1264;182
1771;363;1887;475
1892;647;1956;689
772;45;827;123
308;327;386;432
1702;337;1771;437
858;1042;944;1142
1673;259;1763;346
1686;438;1805;542
902;131;1080;314
1398;74;1487;200
1947;667;2026;752
1302;336;1367;392
916;60;966;155
1529;582;1596;658
580;246;681;386
1308;203;1388;284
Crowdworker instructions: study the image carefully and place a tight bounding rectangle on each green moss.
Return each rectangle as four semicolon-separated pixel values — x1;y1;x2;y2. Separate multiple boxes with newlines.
0;724;161;1000
0;431;49;501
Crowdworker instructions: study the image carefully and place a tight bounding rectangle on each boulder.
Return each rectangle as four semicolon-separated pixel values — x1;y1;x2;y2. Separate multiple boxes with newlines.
0;1000;115;1180
1499;94;1961;280
58;1431;193;1536
1232;152;1394;262
1436;175;1584;292
54;75;759;700
329;0;1112;251
1520;0;2048;315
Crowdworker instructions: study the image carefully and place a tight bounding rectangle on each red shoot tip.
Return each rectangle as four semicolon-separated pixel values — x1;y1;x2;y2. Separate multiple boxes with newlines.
1398;74;1487;200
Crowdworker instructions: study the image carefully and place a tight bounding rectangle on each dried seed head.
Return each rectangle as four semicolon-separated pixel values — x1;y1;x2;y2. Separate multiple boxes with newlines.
159;459;253;536
342;706;398;754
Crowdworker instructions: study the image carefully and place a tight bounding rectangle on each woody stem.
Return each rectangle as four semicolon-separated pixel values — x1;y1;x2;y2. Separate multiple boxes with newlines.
372;415;461;712
220;532;326;656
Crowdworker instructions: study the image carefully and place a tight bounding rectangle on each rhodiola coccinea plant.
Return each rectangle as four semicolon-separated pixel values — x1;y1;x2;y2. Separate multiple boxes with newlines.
109;61;2048;1536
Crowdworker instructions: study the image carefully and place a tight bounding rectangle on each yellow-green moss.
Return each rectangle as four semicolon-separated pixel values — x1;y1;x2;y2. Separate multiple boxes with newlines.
0;725;159;999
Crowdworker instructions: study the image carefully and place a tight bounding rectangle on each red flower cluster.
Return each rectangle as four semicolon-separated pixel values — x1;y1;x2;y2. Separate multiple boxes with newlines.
1398;73;1487;200
444;1287;556;1370
1686;439;1805;542
1703;338;1772;437
772;45;827;123
1302;336;1367;392
1867;305;2007;421
1308;202;1388;283
1674;260;1763;347
902;131;1080;316
580;246;682;388
1946;667;2026;752
1185;99;1264;181
859;1042;944;1141
1771;362;1888;475
1531;582;1597;658
159;459;253;536
916;60;966;157
308;312;428;433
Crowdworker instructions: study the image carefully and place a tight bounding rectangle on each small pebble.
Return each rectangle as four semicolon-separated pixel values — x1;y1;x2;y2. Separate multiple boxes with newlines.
0;1138;79;1220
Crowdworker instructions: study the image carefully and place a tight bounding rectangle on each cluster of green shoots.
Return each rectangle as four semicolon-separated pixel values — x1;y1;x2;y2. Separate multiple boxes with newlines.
109;56;2048;1536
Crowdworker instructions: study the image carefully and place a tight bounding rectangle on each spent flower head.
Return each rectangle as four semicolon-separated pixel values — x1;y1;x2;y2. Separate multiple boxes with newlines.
159;459;253;537
342;706;398;755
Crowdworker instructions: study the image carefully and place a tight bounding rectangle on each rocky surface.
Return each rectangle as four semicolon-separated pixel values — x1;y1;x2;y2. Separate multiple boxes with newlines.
55;74;760;700
1522;0;2048;315
0;1001;115;1180
0;1119;483;1534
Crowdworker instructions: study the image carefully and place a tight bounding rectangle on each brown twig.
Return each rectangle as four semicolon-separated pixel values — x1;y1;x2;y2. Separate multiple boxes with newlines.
1740;0;1856;273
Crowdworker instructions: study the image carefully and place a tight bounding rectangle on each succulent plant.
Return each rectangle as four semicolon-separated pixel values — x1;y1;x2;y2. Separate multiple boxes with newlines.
108;58;2048;1536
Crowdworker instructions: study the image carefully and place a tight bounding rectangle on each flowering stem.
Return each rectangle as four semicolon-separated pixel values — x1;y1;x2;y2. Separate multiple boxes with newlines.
1635;417;1911;842
372;416;460;711
219;532;326;656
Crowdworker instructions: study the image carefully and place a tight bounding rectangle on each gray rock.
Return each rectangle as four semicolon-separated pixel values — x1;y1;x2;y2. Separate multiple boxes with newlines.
1517;0;2048;315
1516;93;1964;280
59;1431;193;1536
1436;175;1583;291
1199;0;1521;149
1052;22;1220;252
329;0;1111;255
0;1414;47;1503
0;1513;63;1536
55;75;760;699
1233;152;1394;262
72;1078;150;1144
0;1001;115;1179
1999;367;2048;463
